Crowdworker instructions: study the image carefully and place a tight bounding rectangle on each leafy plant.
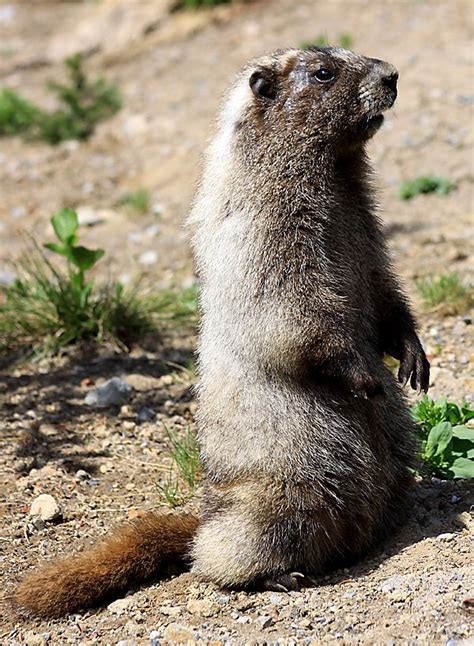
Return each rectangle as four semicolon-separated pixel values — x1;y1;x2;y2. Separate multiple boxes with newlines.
157;426;201;507
398;175;456;200
119;189;151;214
0;89;42;136
416;273;473;314
301;33;353;49
0;54;121;144
0;210;199;356
411;396;474;479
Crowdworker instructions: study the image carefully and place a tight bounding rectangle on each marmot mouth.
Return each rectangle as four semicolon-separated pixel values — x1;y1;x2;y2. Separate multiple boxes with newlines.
358;113;384;139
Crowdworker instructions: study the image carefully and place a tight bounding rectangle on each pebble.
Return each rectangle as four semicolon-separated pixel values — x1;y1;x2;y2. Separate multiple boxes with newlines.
76;206;104;227
236;615;251;624
75;469;91;481
138;250;158;265
186;598;217;617
257;615;273;628
138;407;156;423
0;267;16;285
163;623;195;642
108;597;132;614
85;377;132;408
436;532;456;542
149;630;160;646
29;517;47;532
29;494;62;522
215;595;230;605
381;575;405;594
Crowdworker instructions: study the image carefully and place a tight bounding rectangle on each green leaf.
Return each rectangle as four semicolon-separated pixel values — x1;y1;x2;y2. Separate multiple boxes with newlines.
451;425;474;441
44;242;67;257
51;209;78;245
424;422;453;460
447;457;474;479
68;246;104;271
461;406;474;422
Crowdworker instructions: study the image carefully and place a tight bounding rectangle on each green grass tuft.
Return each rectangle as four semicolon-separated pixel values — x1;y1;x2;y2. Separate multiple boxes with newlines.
301;33;353;49
119;189;151;214
0;54;121;145
398;176;456;200
0;209;199;358
416;273;473;314
157;426;201;507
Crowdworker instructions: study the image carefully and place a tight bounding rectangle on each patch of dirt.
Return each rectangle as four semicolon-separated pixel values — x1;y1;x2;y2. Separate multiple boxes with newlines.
0;0;473;644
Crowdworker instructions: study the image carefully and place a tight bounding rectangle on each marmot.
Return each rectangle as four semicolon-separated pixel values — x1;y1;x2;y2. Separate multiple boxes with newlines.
13;47;429;618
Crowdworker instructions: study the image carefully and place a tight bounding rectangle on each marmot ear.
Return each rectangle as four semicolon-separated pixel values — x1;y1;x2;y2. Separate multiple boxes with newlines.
249;69;278;101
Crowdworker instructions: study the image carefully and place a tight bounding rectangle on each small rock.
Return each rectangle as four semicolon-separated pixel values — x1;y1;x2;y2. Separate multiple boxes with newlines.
138;407;156;423
138;250;158;265
381;575;405;594
29;517;47;532
29;494;62;522
436;532;456;542
10;205;26;219
236;615;250;624
85;377;132;408
0;268;16;286
186;598;216;617
76;206;103;227
163;623;195;642
149;629;160;646
108;597;132;614
257;615;273;628
75;469;91;481
215;595;230;605
160;605;182;617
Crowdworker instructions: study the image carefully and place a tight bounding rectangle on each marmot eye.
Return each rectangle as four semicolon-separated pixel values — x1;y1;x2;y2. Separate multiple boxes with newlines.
315;68;335;83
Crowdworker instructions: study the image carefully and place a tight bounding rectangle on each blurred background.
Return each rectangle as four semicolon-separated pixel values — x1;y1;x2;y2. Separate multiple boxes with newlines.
0;0;472;295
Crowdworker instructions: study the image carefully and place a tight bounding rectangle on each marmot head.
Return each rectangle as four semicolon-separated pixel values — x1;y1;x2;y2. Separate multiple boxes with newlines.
226;48;398;159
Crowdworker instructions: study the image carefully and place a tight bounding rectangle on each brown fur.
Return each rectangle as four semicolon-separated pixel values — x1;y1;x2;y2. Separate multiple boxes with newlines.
13;513;198;618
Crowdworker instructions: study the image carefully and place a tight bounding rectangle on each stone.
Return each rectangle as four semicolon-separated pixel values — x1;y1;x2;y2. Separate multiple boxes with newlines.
85;377;132;408
138;407;156;423
75;469;91;481
108;597;132;614
186;598;216;617
163;623;195;642
436;532;456;542
30;517;47;532
29;494;62;522
257;615;274;628
160;605;182;617
138;250;158;265
381;575;405;594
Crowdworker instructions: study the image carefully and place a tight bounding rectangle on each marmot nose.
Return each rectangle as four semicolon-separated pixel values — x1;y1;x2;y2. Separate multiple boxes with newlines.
375;62;399;91
382;71;398;92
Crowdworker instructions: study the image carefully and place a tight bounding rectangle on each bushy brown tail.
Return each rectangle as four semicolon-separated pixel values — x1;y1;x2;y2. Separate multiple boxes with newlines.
13;512;199;618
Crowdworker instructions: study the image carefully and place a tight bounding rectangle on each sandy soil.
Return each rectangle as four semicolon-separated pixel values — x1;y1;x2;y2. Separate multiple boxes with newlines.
0;0;473;644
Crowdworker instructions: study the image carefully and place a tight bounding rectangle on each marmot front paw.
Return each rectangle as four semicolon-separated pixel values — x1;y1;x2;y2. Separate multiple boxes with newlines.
397;334;430;393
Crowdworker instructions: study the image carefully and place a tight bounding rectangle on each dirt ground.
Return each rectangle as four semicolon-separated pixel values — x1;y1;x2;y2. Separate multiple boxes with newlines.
0;0;473;644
